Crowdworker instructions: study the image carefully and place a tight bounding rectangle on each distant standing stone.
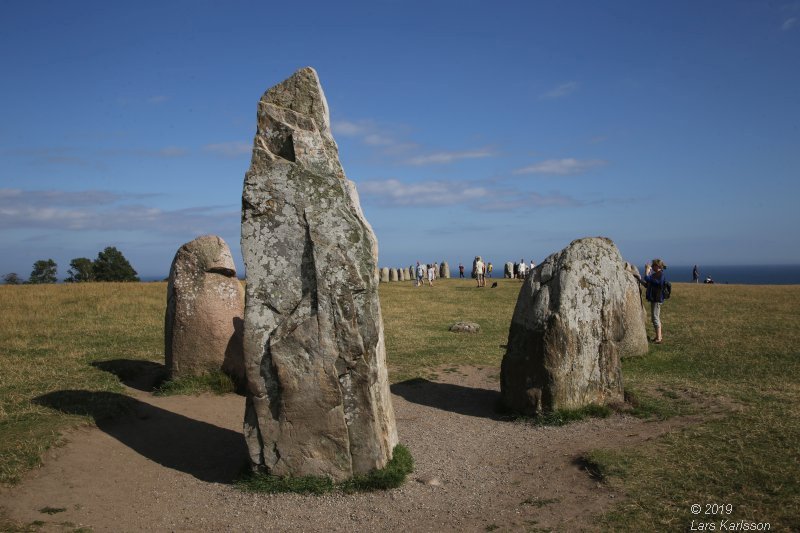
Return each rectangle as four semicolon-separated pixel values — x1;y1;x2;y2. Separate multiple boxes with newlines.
450;322;481;334
504;262;513;279
501;237;647;415
165;235;244;384
241;67;398;481
398;268;405;281
390;268;398;282
380;267;390;283
440;261;450;279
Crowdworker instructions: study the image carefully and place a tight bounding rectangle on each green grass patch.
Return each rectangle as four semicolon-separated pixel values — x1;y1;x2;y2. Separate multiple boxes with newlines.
236;444;414;494
154;370;235;396
513;403;613;426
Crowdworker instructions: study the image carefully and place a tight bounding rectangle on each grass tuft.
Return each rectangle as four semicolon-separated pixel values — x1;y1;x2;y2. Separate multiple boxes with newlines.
521;403;613;426
154;371;235;396
236;444;414;494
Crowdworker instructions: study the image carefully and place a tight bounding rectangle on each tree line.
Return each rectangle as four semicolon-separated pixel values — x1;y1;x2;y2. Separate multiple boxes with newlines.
2;247;139;284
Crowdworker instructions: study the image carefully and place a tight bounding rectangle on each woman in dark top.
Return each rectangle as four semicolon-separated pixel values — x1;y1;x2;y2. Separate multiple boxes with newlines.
635;258;667;344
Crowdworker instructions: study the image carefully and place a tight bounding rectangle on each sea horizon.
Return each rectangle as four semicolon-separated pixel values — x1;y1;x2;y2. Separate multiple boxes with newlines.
135;264;800;285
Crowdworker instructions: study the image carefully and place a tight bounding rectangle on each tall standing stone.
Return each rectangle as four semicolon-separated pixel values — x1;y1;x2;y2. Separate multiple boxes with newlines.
389;268;398;282
504;262;514;278
241;67;398;481
440;261;450;279
380;267;390;283
500;237;647;415
165;235;244;384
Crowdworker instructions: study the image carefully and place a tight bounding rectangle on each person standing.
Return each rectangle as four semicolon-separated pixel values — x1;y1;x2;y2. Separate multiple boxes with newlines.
634;258;668;344
458;263;465;278
530;259;536;272
475;256;485;287
487;262;493;278
693;264;699;283
416;261;425;288
518;259;527;279
427;263;435;287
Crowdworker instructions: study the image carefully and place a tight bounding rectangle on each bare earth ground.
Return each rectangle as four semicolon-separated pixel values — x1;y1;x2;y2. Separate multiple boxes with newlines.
1;366;699;532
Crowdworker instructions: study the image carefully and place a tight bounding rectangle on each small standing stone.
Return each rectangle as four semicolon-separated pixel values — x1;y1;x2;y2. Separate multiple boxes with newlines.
165;235;244;384
380;267;390;283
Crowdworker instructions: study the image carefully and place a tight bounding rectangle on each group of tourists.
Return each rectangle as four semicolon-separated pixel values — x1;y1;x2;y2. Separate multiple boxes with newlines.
512;259;536;280
414;261;438;287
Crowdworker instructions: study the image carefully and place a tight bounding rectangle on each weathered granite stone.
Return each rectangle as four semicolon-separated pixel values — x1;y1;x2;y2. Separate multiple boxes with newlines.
165;235;244;384
449;321;481;334
440;261;450;279
505;262;514;278
241;67;398;481
620;262;649;357
398;268;405;281
403;267;411;280
389;268;398;282
380;267;390;283
500;237;647;415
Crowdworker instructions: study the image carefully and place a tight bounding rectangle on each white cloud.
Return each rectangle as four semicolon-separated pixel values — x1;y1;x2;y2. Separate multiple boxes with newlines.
405;148;496;166
513;158;607;175
0;188;235;235
331;118;417;154
203;141;252;158
332;120;370;136
782;17;797;30
540;81;579;100
357;179;579;211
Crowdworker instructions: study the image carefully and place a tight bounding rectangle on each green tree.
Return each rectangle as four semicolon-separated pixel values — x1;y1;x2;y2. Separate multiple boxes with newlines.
3;273;22;285
65;257;95;282
28;259;58;284
93;247;139;282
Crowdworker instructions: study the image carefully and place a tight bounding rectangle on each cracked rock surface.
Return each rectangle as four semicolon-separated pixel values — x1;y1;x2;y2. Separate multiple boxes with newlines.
241;67;397;481
501;237;647;415
165;235;244;383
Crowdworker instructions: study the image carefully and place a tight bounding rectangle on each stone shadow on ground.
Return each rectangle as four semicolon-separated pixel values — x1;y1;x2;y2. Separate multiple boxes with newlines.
391;378;504;420
34;390;248;483
91;359;167;392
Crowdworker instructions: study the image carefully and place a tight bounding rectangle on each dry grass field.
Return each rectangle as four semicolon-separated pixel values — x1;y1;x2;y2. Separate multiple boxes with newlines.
1;278;799;530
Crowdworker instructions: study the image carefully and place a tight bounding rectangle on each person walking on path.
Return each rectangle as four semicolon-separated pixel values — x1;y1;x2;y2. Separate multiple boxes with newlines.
487;262;493;278
427;263;435;287
634;258;668;344
693;264;699;283
458;263;465;278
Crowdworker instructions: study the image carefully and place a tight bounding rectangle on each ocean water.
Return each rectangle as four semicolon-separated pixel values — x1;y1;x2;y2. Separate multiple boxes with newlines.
140;265;800;285
647;265;800;285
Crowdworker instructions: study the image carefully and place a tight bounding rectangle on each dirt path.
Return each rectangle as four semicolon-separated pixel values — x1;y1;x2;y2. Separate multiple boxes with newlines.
1;367;690;532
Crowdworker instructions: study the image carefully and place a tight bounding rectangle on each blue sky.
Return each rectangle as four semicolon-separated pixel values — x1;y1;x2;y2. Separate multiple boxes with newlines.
2;1;799;280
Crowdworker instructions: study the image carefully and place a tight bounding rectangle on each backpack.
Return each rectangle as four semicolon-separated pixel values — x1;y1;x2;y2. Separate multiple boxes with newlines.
662;280;672;300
